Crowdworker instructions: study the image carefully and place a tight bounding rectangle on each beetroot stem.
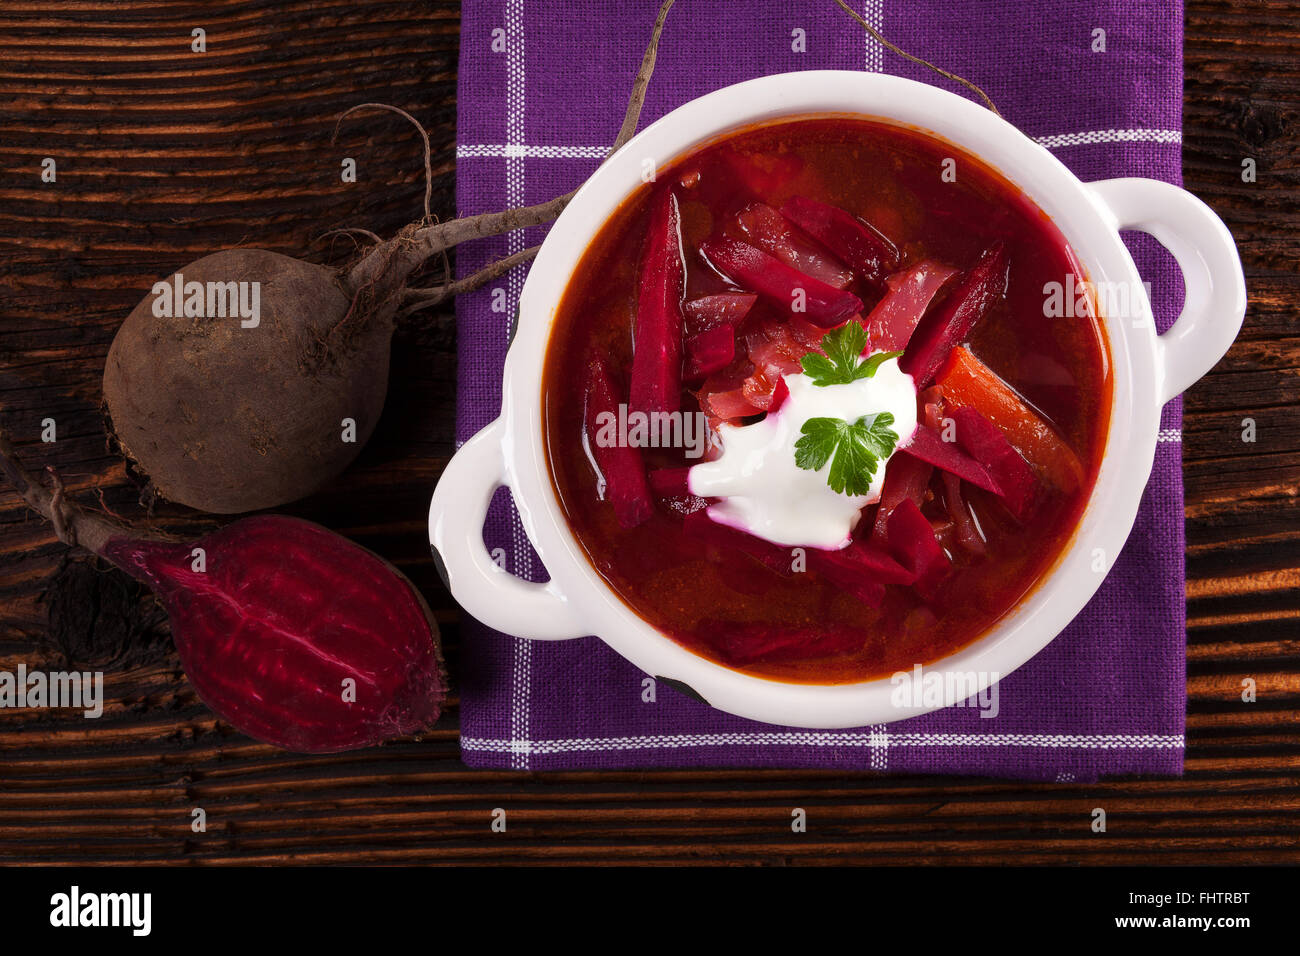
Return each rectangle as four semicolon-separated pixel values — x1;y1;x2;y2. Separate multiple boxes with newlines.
398;244;542;317
332;103;435;222
0;429;130;556
830;0;1001;116
364;0;676;306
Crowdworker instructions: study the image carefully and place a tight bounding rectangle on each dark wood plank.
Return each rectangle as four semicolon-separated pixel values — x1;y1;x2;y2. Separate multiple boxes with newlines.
0;0;1297;865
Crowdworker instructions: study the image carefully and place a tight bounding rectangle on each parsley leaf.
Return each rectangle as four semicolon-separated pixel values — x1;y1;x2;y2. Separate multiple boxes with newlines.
793;412;900;496
800;319;902;386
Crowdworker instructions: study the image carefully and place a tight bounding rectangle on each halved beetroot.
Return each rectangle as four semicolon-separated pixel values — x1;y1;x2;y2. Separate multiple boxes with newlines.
104;515;446;753
735;202;853;289
684;325;736;381
629;189;686;416
585;354;654;529
780;195;900;293
950;405;1038;521
899;424;1003;496
901;241;1009;386
886;498;950;601
865;259;960;351
700;237;863;327
871;453;933;545
683;293;757;334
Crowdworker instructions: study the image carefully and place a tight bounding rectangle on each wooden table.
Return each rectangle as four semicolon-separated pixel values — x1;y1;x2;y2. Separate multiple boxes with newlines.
0;0;1296;865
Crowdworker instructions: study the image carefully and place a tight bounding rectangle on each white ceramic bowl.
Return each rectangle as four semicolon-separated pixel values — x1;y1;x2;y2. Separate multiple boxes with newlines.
429;71;1246;728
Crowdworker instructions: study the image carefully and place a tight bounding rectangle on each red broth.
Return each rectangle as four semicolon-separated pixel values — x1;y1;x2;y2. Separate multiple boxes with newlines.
542;117;1111;683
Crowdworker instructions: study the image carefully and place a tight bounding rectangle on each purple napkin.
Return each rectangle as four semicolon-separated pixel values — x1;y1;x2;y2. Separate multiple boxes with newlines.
453;0;1185;779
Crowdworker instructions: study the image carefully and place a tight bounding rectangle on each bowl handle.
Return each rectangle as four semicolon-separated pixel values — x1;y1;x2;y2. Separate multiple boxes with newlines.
428;418;585;640
1088;178;1247;405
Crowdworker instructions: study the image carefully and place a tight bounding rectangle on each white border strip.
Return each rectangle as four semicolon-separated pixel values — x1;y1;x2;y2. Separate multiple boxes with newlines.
504;0;533;771
457;129;1183;162
1033;128;1182;149
463;731;1185;756
457;143;608;159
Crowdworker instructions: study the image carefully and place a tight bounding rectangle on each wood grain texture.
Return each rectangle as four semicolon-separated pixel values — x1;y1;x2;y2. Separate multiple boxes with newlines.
0;0;1297;865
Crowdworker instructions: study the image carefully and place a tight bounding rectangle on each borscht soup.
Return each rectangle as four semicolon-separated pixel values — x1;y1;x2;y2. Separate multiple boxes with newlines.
542;116;1111;683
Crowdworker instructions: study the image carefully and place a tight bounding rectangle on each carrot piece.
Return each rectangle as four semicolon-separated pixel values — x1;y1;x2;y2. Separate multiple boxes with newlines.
585;356;653;529
629;189;685;416
900;241;1009;386
937;345;1084;492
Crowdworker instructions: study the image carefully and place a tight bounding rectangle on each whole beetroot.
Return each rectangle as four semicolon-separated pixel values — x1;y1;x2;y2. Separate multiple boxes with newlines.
0;432;445;753
100;0;677;515
103;249;390;514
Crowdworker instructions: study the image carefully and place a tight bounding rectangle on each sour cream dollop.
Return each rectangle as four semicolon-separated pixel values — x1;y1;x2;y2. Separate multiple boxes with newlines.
689;358;918;550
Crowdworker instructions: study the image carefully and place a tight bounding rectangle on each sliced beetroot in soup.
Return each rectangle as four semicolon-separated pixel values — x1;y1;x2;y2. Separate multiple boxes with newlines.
683;292;757;334
809;539;915;590
629;189;686;416
700;237;863;327
780;195;900;293
940;469;987;555
710;621;865;665
683;509;793;576
649;466;692;498
899;424;1003;496
683;324;736;381
901;241;1010;386
949;404;1039;521
886;498;951;601
585;355;654;529
871;452;934;545
103;516;444;753
735;202;853;289
865;259;960;351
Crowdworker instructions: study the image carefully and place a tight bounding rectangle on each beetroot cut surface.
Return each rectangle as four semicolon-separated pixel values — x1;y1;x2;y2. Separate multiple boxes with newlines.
103;515;445;753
